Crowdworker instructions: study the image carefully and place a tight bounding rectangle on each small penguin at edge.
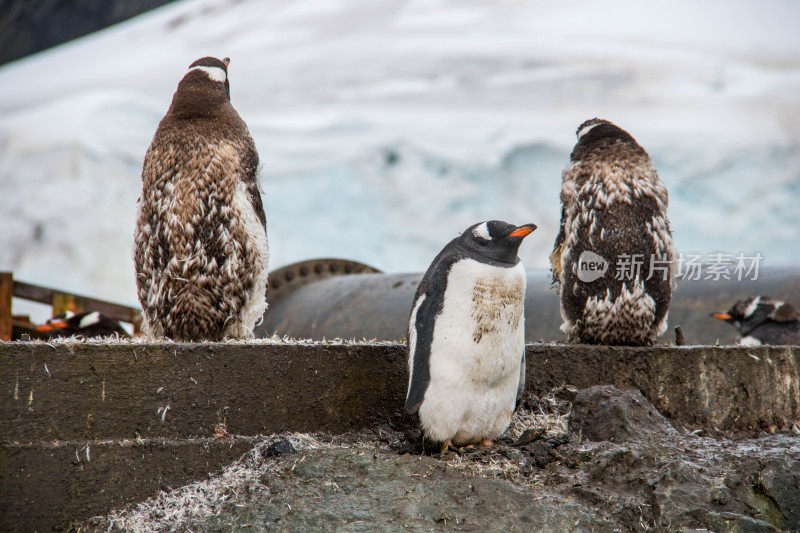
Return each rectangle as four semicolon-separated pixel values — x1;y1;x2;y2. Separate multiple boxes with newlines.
712;296;800;346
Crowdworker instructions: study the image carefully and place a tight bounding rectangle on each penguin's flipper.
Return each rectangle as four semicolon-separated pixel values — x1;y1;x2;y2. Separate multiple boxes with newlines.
405;291;434;415
515;349;526;411
240;146;267;231
769;303;800;323
549;206;566;285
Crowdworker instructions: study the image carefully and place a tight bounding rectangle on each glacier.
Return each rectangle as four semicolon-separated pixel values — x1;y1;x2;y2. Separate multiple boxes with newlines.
0;0;798;320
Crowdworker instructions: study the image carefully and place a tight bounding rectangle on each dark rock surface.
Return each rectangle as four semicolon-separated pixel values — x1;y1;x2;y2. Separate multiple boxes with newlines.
89;387;800;532
265;437;297;457
0;0;177;66
569;385;678;442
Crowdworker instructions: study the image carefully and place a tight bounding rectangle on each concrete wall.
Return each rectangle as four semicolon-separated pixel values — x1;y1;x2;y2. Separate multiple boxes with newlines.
1;341;799;529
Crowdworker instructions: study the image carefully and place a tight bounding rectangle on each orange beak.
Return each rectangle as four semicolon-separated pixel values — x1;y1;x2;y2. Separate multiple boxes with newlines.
508;223;537;237
712;312;732;320
37;320;67;331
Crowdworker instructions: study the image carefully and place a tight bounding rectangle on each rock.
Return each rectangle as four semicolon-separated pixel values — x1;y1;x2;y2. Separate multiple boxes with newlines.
88;387;800;532
264;438;297;457
569;385;678;442
747;458;800;530
93;446;618;531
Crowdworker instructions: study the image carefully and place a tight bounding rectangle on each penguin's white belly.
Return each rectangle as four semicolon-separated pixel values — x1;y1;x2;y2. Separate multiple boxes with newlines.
419;259;526;445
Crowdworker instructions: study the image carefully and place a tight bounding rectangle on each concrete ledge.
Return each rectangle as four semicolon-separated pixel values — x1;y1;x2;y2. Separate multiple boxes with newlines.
2;342;799;443
1;341;799;529
524;344;800;433
0;437;255;530
2;342;407;443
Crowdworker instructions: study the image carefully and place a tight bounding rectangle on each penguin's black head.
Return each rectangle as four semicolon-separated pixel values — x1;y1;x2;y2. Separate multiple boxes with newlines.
36;311;129;338
170;56;231;117
460;220;537;265
712;296;800;334
572;118;639;157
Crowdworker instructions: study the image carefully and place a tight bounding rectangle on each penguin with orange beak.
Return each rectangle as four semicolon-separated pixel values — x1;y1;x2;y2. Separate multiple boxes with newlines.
36;311;129;339
712;296;800;346
406;220;536;451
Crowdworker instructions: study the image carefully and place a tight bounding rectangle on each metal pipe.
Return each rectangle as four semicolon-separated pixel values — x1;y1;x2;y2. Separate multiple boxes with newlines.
257;261;800;345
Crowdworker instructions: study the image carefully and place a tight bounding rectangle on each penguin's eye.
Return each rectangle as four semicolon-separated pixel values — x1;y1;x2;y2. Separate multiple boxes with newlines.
188;66;227;84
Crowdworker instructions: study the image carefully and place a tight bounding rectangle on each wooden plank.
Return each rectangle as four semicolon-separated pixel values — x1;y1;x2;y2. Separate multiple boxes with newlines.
0;272;12;341
12;279;141;326
51;292;85;315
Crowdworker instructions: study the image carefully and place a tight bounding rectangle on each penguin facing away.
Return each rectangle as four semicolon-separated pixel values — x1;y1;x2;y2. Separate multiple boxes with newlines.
712;296;800;346
550;118;677;346
134;57;269;341
406;220;537;450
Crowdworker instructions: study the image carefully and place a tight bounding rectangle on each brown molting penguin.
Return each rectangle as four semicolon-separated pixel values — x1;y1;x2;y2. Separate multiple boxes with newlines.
134;56;269;341
550;118;677;346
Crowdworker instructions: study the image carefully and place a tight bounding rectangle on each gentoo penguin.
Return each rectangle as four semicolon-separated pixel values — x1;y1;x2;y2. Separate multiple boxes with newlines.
406;220;536;451
712;296;800;346
36;311;129;338
550;118;677;346
134;57;269;341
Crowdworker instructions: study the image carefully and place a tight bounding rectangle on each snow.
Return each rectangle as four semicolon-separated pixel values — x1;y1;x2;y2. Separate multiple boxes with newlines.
0;0;799;320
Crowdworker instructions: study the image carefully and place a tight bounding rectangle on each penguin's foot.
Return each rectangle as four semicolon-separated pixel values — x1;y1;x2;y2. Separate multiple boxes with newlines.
440;440;454;454
479;438;494;447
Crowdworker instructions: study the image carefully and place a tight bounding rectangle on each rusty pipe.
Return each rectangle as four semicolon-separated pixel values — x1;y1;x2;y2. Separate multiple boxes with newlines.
257;260;800;346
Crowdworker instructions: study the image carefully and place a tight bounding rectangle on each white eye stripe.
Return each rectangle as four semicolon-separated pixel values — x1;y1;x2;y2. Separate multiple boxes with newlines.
188;65;227;83
577;123;600;139
743;296;761;318
79;311;101;328
472;222;491;240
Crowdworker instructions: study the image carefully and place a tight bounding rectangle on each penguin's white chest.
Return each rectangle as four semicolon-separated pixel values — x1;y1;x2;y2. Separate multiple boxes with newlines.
420;258;526;445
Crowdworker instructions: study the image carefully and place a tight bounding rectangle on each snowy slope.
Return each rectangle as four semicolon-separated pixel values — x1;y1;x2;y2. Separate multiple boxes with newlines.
0;0;799;313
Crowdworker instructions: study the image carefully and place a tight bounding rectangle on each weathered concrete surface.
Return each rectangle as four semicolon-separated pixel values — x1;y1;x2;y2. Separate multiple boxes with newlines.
1;342;407;443
525;344;800;434
2;342;799;444
0;437;254;531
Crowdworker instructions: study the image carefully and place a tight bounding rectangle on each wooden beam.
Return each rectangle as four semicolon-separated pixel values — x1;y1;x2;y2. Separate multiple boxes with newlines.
12;280;141;326
0;272;11;341
51;293;85;315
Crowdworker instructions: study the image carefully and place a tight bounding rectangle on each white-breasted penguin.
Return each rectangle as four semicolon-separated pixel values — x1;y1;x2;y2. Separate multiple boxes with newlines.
550;118;677;346
134;56;269;341
406;220;537;450
712;296;800;346
36;311;129;339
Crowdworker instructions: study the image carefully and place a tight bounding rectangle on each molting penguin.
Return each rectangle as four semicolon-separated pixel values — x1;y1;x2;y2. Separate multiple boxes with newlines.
406;220;536;451
550;118;677;346
712;296;800;346
36;311;129;339
134;57;269;341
